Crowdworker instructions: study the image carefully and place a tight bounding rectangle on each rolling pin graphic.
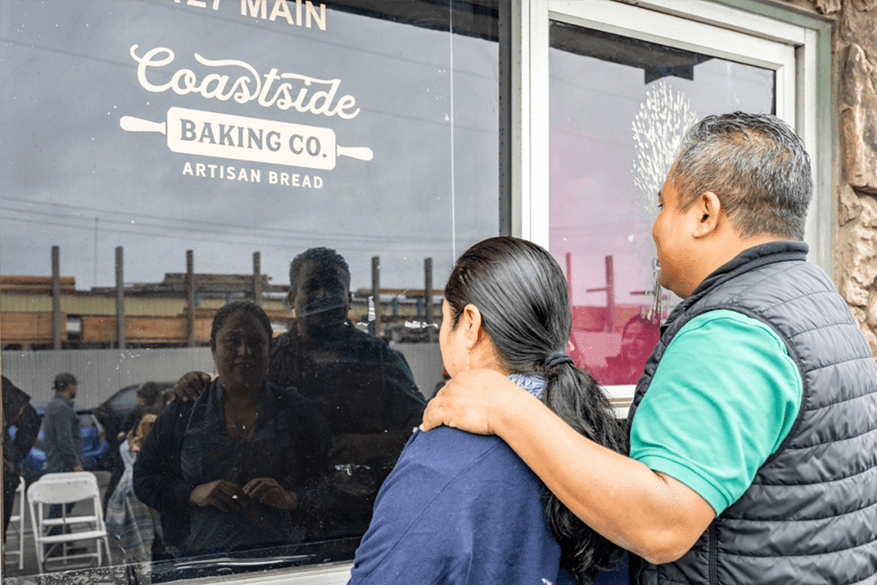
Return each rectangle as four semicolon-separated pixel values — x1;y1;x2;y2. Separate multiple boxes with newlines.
120;107;373;171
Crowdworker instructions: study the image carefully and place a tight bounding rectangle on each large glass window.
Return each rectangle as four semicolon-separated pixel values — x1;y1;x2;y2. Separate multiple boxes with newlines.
1;0;498;581
548;22;775;388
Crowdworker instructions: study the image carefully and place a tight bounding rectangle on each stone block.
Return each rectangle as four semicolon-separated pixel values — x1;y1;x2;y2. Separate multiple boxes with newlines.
813;0;842;13
839;183;863;225
851;0;877;11
841;44;877;194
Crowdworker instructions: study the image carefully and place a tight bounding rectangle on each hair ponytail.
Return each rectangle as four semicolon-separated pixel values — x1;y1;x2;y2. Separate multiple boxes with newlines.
446;237;628;582
541;363;627;581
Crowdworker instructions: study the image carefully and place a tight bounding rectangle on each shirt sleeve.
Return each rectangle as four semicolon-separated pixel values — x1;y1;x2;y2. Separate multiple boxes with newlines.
629;310;802;515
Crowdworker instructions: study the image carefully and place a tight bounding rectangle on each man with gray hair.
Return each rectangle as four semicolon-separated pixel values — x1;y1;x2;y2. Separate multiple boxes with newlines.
422;112;877;583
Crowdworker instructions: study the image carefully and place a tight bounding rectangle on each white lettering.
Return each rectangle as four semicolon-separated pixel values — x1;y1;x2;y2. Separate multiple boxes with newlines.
269;0;294;24
130;45;358;119
305;1;325;30
242;0;266;19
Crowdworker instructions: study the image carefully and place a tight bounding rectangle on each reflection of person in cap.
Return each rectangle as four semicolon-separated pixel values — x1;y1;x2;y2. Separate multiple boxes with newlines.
42;372;86;551
44;373;84;475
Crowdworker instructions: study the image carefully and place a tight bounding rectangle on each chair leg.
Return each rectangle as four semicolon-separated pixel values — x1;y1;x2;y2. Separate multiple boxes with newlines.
17;477;25;570
102;534;113;566
31;502;45;574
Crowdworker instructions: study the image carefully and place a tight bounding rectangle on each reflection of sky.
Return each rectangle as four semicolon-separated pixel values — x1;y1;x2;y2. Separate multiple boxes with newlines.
549;42;773;308
0;0;499;292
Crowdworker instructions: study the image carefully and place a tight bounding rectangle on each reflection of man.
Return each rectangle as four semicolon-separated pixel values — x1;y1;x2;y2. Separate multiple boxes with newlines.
43;373;85;475
2;376;39;541
423;112;877;583
272;248;427;539
42;372;86;548
175;247;426;541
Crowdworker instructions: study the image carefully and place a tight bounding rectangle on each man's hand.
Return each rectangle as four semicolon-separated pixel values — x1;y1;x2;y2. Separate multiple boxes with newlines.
420;368;525;435
74;465;84;472
242;478;298;510
172;371;211;403
189;479;247;512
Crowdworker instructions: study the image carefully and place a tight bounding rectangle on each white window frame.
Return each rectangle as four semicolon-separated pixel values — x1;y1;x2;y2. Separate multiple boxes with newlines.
512;0;831;274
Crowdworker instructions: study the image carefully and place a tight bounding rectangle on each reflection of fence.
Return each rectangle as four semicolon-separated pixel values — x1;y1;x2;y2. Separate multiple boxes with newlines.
0;347;215;407
0;342;442;407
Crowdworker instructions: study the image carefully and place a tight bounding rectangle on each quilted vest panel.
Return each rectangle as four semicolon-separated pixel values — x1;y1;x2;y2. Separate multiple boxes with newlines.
627;242;877;585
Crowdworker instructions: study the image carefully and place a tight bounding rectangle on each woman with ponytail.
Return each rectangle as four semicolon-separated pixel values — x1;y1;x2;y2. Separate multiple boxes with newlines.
348;237;627;584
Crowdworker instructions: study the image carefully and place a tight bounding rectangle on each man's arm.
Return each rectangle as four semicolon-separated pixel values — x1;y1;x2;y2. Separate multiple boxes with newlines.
11;404;39;464
133;403;192;522
423;311;802;564
422;369;713;564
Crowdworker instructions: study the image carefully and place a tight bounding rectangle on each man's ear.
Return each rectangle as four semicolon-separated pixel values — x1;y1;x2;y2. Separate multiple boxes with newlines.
691;191;722;238
459;304;484;351
287;290;296;316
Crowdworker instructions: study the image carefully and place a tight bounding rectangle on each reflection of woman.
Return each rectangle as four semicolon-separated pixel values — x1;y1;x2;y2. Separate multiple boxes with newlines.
348;237;627;584
106;413;160;563
134;301;331;558
596;315;661;386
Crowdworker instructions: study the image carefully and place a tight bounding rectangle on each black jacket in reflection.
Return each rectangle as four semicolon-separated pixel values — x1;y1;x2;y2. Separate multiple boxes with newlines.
269;319;426;541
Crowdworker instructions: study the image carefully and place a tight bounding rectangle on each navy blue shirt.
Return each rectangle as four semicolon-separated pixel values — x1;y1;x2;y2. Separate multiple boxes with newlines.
348;374;577;585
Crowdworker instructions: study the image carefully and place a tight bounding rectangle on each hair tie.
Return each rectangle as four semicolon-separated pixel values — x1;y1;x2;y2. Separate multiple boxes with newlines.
544;352;574;369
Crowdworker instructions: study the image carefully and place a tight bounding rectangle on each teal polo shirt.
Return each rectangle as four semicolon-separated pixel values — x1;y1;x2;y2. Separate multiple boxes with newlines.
629;310;802;515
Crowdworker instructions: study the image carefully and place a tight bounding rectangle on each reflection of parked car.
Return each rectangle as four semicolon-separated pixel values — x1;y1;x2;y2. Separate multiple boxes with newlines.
92;382;174;444
12;403;112;485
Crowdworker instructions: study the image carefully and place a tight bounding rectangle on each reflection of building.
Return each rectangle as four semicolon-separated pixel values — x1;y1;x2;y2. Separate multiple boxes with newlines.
0;261;441;350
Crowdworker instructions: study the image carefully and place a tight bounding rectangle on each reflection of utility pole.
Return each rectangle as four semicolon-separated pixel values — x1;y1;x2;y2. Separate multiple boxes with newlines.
565;253;573;304
370;256;381;338
94;217;98;287
586;255;615;332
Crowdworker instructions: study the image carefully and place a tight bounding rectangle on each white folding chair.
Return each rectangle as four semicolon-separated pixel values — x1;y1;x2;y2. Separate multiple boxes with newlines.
5;475;27;570
27;471;112;572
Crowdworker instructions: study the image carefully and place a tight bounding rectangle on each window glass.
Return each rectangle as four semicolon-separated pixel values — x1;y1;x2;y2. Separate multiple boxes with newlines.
548;22;774;386
1;0;498;580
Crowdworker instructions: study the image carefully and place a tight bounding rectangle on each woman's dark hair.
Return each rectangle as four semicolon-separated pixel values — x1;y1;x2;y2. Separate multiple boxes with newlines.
210;300;274;349
445;236;628;583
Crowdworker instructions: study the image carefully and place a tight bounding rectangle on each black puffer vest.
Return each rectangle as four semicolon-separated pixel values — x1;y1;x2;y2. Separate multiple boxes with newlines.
627;241;877;585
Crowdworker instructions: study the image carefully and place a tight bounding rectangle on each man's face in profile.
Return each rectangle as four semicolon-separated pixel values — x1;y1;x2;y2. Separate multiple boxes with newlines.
292;260;350;341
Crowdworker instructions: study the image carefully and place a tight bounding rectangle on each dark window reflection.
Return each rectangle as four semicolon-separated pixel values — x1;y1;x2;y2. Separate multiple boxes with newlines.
1;0;498;580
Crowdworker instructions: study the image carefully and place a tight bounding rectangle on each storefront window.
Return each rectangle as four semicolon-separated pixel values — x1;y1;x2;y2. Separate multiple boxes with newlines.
548;22;775;387
1;0;498;581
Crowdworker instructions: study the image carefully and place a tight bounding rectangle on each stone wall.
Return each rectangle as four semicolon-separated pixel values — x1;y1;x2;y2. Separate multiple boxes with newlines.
797;0;877;354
